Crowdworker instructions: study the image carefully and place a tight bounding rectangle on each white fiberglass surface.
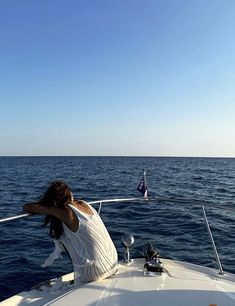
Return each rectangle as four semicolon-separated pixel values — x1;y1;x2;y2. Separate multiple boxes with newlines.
1;259;235;306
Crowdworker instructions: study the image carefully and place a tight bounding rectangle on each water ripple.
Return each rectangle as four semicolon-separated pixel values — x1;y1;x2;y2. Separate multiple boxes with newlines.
0;156;234;301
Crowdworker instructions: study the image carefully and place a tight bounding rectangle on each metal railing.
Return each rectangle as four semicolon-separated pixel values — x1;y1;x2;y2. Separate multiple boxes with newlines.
0;197;146;224
0;197;224;275
201;204;224;275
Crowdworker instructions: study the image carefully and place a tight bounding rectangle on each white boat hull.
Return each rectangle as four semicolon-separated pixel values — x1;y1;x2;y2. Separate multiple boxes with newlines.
1;258;235;306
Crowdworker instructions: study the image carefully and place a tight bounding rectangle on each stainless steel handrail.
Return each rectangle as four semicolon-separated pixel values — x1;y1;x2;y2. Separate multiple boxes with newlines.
201;204;224;275
0;197;146;224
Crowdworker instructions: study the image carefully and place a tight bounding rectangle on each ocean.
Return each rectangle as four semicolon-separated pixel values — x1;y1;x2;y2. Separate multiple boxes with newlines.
0;156;235;301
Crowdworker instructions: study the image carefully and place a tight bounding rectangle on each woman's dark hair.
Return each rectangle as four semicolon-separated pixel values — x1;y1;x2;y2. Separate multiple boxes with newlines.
41;181;72;239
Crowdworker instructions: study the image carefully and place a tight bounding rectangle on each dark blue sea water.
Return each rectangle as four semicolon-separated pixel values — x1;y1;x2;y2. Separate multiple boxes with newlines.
0;157;235;301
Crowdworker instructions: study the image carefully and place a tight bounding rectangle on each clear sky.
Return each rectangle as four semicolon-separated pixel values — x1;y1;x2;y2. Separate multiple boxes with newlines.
0;0;235;156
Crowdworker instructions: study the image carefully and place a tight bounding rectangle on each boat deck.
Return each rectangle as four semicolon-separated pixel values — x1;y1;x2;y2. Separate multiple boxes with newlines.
1;258;235;306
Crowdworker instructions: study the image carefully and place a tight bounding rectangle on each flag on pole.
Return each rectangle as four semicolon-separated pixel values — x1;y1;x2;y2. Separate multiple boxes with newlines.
137;170;148;199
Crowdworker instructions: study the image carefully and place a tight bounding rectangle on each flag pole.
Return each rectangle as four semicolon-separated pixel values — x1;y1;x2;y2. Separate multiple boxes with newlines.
137;169;148;199
143;169;148;199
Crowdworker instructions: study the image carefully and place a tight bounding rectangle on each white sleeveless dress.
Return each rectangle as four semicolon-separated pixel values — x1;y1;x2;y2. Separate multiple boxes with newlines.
58;202;118;283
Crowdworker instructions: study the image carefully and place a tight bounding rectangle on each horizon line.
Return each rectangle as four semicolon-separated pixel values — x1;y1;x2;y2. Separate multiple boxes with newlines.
0;155;235;159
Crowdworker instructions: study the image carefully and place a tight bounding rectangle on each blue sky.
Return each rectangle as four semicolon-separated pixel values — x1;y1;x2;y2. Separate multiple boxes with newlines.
0;0;235;156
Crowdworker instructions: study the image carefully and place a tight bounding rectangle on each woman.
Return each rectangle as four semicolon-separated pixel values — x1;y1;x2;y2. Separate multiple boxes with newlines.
23;181;118;284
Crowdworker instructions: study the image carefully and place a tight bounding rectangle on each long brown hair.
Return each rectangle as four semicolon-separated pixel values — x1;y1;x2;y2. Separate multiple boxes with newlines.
41;181;72;239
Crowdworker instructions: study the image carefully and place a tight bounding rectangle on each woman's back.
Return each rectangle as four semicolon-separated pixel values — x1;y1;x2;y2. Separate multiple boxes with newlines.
60;202;118;283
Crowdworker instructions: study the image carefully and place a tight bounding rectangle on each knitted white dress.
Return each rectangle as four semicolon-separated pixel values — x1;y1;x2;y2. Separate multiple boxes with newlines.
59;203;118;283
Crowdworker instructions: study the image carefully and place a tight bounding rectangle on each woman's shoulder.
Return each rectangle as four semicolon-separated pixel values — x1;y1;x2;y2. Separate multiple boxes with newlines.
75;199;87;204
73;199;89;208
72;200;94;216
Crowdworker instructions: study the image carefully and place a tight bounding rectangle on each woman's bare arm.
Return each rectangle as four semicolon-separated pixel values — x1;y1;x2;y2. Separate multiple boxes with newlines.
23;203;68;222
